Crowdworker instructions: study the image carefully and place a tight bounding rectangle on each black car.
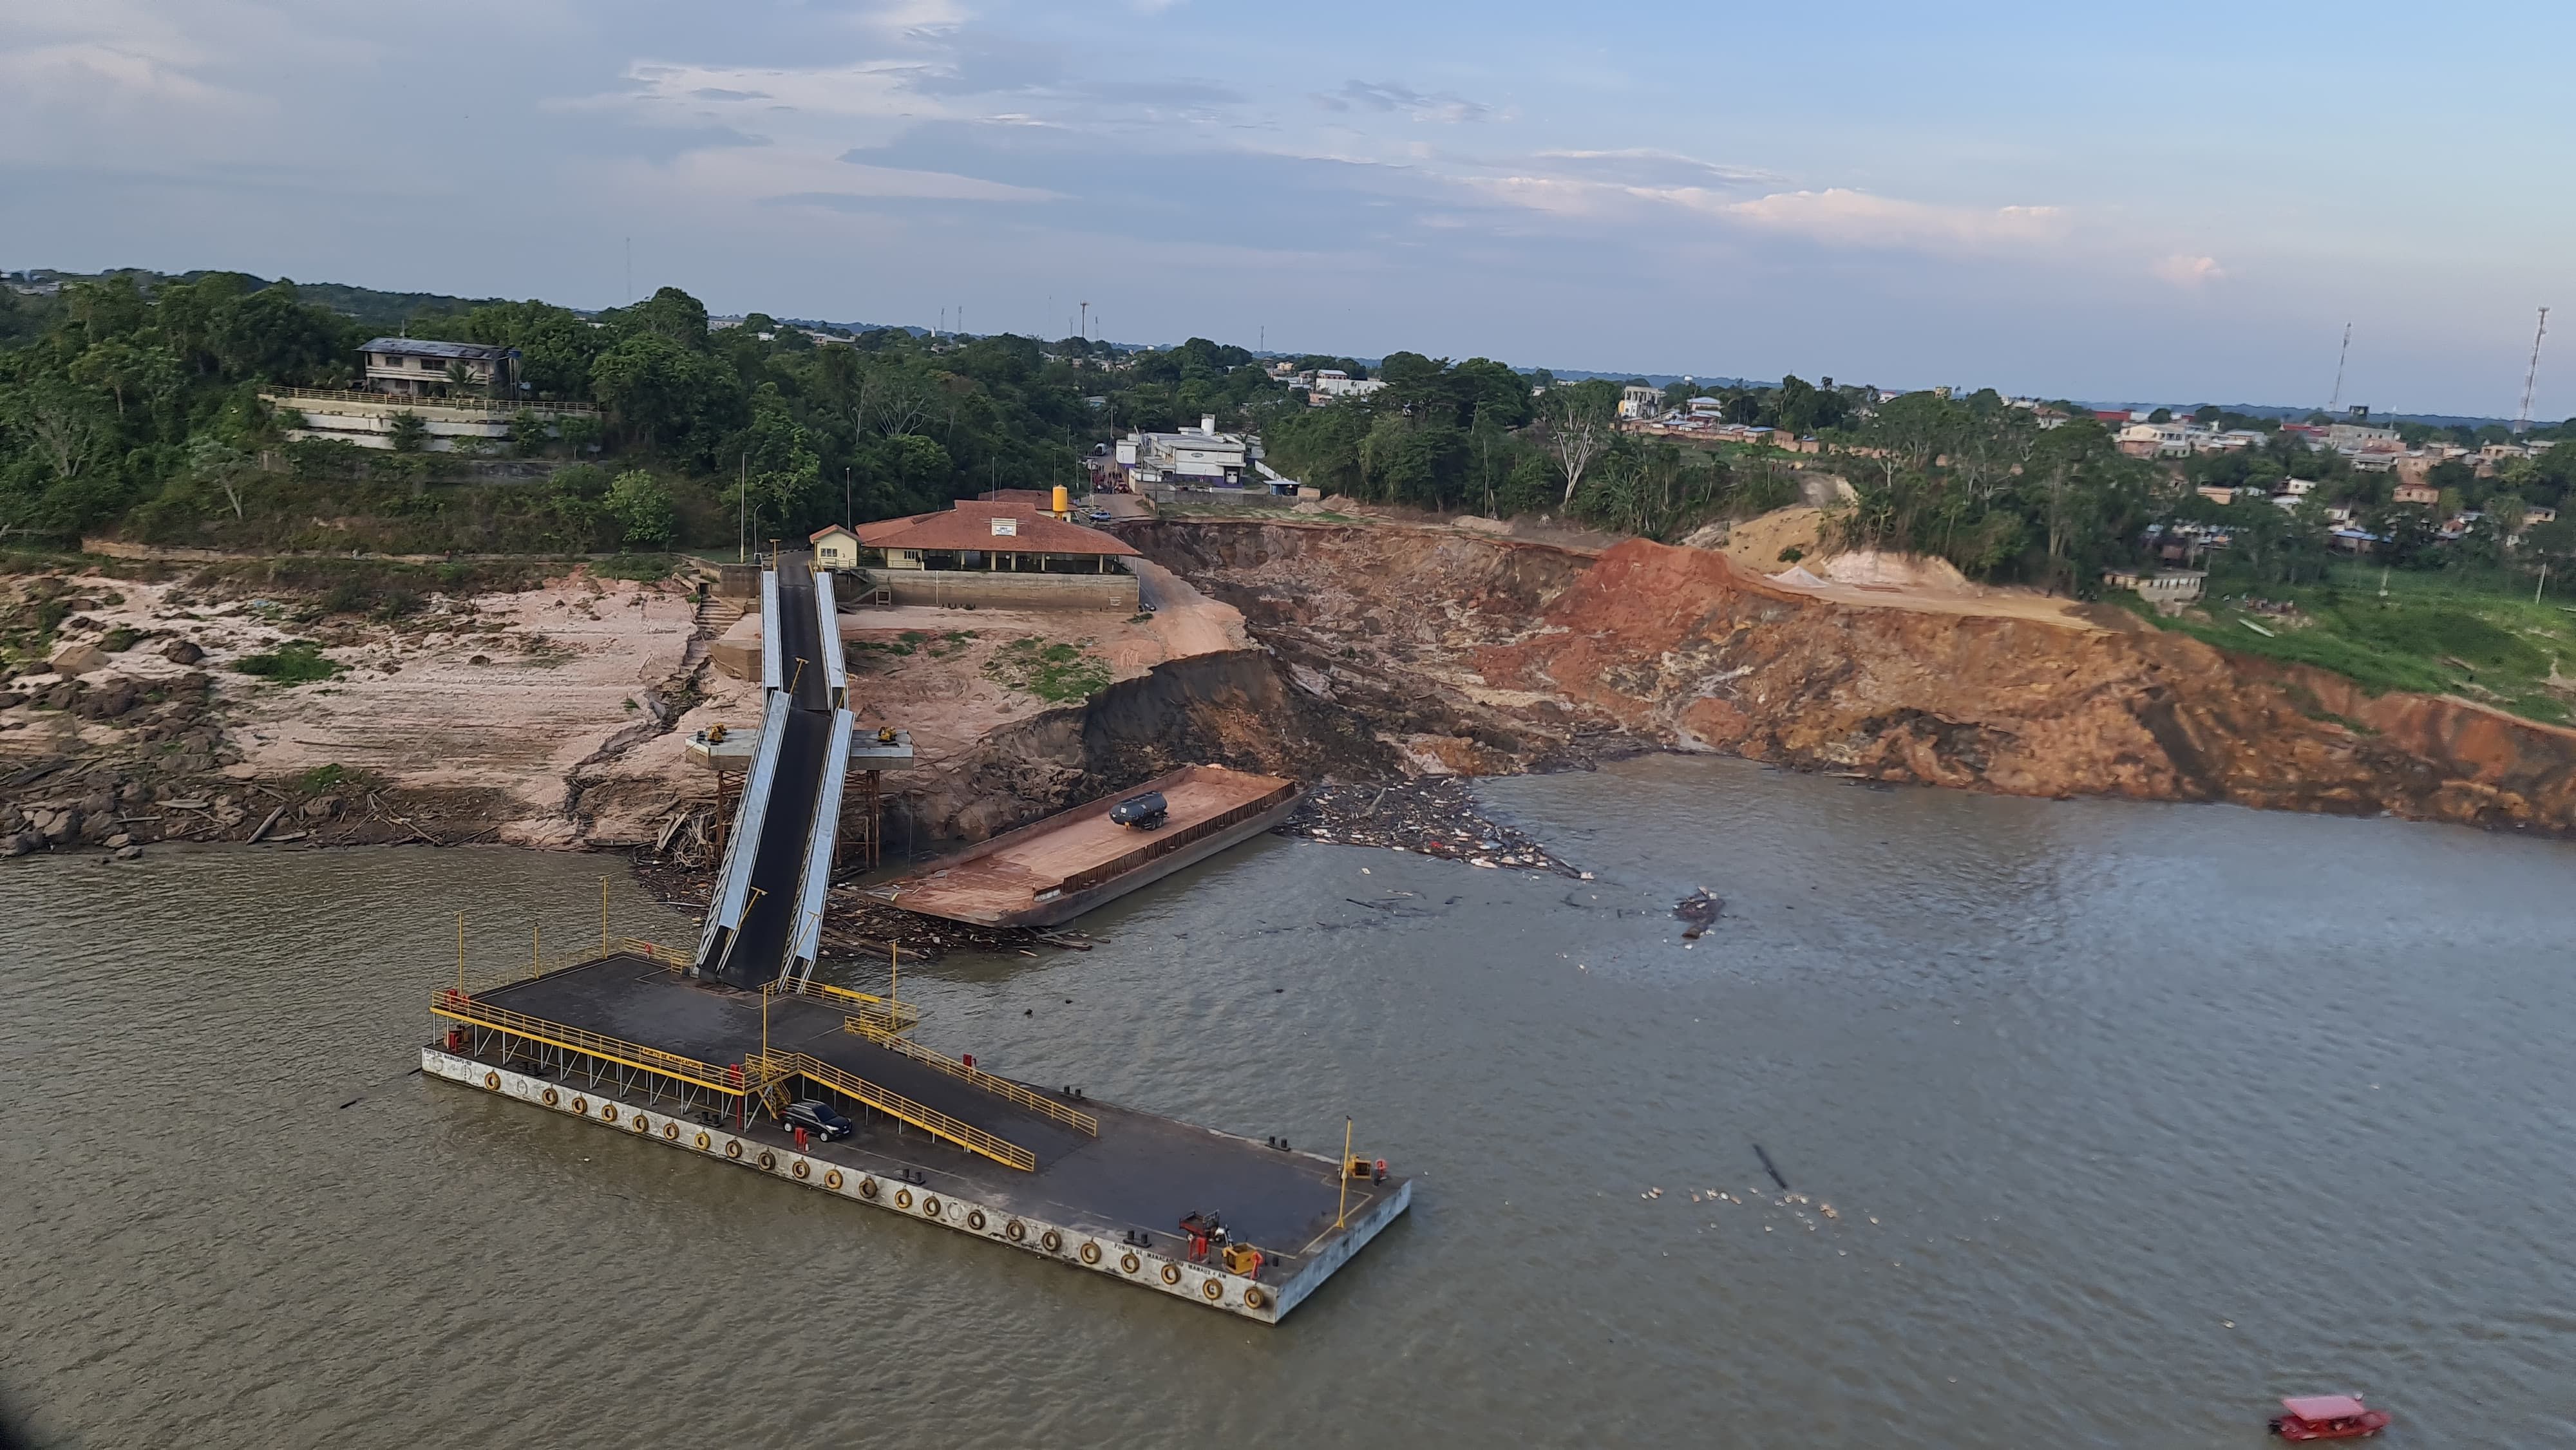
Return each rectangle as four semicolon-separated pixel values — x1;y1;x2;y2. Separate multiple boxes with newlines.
782;1100;854;1140
1107;791;1168;829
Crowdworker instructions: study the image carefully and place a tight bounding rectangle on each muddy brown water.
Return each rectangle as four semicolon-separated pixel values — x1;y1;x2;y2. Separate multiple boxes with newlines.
6;754;2575;1447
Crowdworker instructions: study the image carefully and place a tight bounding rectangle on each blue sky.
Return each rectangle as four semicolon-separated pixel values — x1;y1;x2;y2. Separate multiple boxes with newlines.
3;0;2568;416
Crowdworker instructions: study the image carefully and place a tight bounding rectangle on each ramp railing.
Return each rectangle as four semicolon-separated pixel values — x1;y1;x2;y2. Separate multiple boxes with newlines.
769;977;921;1035
744;1050;1036;1171
842;1021;1097;1135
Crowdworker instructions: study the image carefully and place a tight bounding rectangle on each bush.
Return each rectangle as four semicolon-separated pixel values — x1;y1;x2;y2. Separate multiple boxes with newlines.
233;639;343;684
605;469;676;548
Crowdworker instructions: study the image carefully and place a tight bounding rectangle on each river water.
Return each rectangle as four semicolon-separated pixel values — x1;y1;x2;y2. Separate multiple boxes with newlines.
6;754;2574;1447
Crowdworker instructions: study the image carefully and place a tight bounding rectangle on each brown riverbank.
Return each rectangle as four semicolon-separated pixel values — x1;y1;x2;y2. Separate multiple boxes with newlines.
10;513;2573;871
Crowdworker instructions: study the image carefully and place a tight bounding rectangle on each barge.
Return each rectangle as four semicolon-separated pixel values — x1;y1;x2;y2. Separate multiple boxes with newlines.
424;945;1406;1323
866;764;1300;928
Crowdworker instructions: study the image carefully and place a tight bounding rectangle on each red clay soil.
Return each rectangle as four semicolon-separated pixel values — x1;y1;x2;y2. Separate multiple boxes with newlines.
1470;538;2576;833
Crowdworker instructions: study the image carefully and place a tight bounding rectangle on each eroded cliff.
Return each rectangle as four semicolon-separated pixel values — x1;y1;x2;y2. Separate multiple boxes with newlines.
1129;519;2576;837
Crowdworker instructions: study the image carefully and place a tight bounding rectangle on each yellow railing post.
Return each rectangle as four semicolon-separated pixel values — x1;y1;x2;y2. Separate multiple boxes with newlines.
1337;1116;1353;1230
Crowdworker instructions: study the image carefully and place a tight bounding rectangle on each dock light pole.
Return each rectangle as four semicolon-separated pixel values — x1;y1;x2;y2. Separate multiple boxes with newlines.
601;876;610;959
1336;1116;1353;1230
533;923;540;977
458;912;466;995
889;941;899;1029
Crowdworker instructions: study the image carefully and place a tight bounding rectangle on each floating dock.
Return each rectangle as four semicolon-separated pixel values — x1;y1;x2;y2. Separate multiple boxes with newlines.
424;946;1408;1323
866;764;1300;928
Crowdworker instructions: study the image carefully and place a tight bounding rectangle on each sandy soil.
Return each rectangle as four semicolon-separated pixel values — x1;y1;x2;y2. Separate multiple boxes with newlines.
694;569;1252;778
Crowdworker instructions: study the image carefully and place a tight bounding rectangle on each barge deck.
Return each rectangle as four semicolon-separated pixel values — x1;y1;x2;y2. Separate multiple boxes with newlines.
425;949;1406;1322
867;764;1300;928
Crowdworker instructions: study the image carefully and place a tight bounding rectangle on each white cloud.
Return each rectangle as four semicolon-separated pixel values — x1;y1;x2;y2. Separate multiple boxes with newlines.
2151;253;2228;287
1722;189;2069;252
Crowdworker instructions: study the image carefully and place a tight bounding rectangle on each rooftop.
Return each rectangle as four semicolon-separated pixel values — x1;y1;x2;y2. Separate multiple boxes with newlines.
359;337;516;361
855;500;1141;558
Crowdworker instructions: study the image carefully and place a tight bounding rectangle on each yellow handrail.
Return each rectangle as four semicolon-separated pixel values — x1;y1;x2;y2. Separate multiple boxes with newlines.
621;937;693;969
844;1020;1097;1135
769;977;922;1033
748;1050;1036;1172
433;990;747;1097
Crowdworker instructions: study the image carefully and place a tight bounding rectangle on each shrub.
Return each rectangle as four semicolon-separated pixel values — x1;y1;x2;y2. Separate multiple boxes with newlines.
232;640;343;684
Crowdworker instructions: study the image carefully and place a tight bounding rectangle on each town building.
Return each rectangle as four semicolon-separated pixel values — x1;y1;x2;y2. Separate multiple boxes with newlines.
261;339;594;452
1617;385;1665;420
361;337;518;398
1304;370;1386;406
2102;566;2206;607
2119;422;2195;458
2325;422;2401;454
2392;481;2441;505
851;499;1142;611
1116;417;1253;487
810;524;862;569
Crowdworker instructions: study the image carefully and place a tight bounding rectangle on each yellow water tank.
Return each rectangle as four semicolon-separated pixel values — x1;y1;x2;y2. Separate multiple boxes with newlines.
1052;484;1070;518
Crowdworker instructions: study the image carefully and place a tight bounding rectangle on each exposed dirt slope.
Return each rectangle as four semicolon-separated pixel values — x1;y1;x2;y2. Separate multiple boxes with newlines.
1130;521;2576;836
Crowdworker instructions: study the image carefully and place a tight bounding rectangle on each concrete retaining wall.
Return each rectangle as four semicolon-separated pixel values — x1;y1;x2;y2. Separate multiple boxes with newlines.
419;1049;1365;1323
874;569;1139;613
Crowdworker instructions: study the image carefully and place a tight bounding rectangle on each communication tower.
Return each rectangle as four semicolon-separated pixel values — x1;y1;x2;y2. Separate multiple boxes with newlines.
2515;306;2550;435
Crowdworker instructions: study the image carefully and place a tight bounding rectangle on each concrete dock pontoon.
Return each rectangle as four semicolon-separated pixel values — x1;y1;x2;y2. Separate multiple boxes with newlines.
867;764;1300;928
426;949;1407;1322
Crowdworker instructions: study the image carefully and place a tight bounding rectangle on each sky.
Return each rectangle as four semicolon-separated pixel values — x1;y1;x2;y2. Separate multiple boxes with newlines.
3;0;2569;417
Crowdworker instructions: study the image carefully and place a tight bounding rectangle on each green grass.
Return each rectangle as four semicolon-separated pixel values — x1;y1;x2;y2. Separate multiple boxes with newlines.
295;762;382;793
592;553;679;581
2148;563;2576;724
232;639;345;684
982;636;1112;703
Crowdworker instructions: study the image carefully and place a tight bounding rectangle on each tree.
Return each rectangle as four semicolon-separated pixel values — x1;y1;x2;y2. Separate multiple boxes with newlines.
1539;381;1618;507
605;469;676;547
387;411;426;453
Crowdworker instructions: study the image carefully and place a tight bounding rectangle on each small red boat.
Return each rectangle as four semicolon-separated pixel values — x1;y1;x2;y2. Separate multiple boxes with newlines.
2268;1395;2391;1440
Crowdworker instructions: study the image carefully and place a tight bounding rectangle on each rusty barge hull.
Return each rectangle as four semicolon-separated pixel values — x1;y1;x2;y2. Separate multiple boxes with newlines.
871;764;1300;927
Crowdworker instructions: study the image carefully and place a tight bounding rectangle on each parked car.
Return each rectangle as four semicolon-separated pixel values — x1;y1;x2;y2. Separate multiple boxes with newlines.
782;1100;854;1140
1108;791;1168;829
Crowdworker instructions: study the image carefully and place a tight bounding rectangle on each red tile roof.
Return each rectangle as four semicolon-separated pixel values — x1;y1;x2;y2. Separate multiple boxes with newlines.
854;502;1139;558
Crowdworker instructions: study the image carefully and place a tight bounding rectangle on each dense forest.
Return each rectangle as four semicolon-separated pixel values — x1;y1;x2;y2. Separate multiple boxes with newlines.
2;270;2570;599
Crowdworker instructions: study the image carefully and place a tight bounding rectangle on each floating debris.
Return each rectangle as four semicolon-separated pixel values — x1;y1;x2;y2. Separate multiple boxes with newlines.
1280;778;1585;878
1674;889;1723;938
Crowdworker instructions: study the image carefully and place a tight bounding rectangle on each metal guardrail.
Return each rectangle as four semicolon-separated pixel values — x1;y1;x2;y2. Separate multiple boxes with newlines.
261;386;600;415
746;1051;1036;1172
844;1021;1097;1135
432;990;747;1097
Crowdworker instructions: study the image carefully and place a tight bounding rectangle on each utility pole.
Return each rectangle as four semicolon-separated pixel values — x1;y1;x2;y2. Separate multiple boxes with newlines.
737;455;746;563
2515;306;2550;435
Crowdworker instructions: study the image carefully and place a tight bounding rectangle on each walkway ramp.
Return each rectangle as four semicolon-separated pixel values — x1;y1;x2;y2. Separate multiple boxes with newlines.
695;561;854;988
